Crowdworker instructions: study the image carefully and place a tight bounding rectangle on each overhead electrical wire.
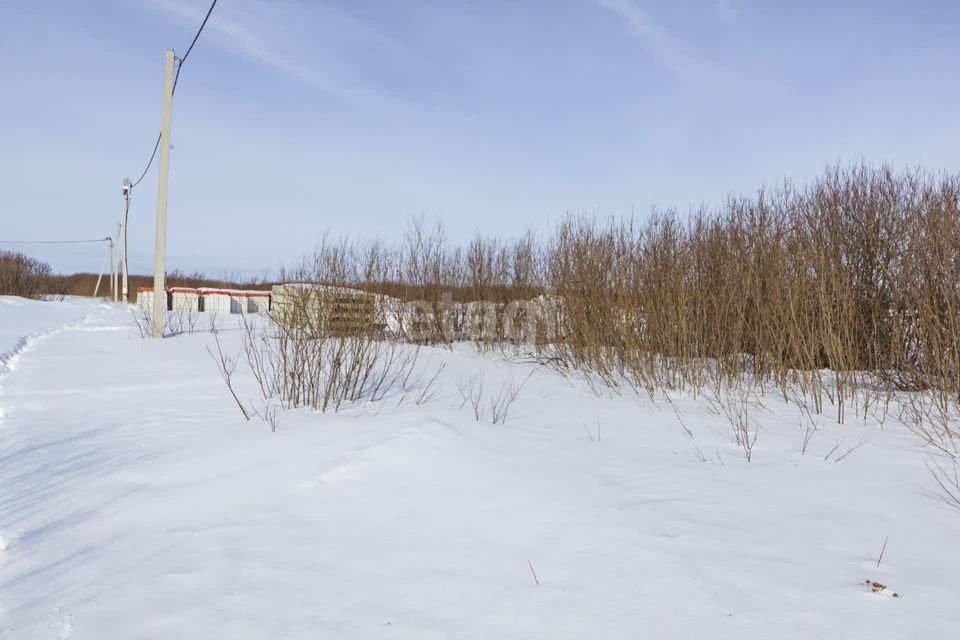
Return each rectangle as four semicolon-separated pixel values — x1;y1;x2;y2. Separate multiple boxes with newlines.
0;238;111;245
131;134;162;188
130;0;218;188
171;0;218;96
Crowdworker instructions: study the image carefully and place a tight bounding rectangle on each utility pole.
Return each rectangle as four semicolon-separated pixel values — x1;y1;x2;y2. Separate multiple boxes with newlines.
112;222;120;302
93;240;110;298
108;237;115;300
151;50;176;338
122;178;131;304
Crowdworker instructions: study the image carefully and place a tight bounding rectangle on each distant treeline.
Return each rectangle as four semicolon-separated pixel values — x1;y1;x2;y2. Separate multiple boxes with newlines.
0;257;273;301
49;271;275;301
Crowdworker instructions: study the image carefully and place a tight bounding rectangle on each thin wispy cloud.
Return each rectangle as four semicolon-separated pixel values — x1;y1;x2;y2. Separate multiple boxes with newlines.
5;0;956;275
594;0;727;90
714;0;737;22
141;0;414;115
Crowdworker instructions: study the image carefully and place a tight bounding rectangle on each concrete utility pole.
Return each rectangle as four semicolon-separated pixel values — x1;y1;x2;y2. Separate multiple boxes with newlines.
151;50;176;338
122;178;131;304
112;222;120;302
108;237;115;300
93;240;110;298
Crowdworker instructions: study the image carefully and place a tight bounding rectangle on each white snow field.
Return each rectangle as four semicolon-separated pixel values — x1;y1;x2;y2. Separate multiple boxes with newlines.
1;296;959;639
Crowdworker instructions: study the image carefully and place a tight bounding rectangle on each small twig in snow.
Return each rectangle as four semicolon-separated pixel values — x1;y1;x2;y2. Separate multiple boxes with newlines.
582;422;594;442
527;560;540;586
834;439;867;463
801;416;816;455
877;536;888;568
665;394;693;438
926;457;960;509
823;439;843;462
415;362;445;406
207;336;250;421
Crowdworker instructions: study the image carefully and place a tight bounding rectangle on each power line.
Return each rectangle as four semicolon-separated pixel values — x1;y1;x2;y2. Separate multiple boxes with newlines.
130;0;218;189
132;133;162;188
0;238;111;245
172;0;218;96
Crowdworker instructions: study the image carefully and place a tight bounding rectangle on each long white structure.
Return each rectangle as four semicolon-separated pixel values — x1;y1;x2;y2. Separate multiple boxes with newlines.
137;287;271;315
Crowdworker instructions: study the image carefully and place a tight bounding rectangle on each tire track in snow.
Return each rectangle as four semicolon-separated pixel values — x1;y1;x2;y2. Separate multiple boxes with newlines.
0;311;102;381
0;325;78;558
0;329;60;378
0;328;64;429
0;313;95;635
0;311;109;430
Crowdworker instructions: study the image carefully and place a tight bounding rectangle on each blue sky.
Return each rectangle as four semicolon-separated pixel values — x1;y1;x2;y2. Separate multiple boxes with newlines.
1;0;958;276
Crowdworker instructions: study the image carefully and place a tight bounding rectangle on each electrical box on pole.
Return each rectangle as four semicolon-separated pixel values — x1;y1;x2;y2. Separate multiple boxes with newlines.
151;50;176;337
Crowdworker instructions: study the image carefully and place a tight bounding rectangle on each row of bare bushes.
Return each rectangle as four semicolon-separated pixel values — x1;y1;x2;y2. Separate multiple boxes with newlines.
271;165;959;430
0;251;53;299
211;163;960;491
282;165;957;401
547;166;960;425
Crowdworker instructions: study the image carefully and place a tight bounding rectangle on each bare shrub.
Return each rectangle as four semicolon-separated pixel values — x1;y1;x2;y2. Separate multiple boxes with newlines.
209;328;251;421
0;251;52;299
167;308;201;336
231;254;428;416
927;457;960;509
490;372;532;425
130;305;206;338
240;320;419;414
457;373;485;421
416;363;445;406
130;306;152;338
711;387;760;462
251;398;280;433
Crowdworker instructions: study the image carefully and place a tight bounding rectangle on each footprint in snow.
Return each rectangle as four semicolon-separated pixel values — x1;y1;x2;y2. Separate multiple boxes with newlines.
48;608;73;639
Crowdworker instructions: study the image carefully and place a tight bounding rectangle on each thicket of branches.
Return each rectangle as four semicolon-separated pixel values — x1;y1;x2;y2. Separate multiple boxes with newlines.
545;166;960;422
216;164;960;487
0;250;52;299
282;165;959;418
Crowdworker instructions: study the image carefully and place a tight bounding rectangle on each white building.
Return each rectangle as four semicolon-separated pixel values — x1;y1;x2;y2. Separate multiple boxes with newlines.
137;287;271;315
168;287;200;312
198;288;271;314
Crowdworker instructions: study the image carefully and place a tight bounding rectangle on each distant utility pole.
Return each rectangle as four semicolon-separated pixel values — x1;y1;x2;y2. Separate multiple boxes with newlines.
108;236;115;300
112;221;120;302
93;239;110;298
151;50;176;338
122;178;131;304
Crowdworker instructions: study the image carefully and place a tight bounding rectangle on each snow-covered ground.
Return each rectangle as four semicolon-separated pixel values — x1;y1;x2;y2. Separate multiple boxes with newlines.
1;296;958;639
